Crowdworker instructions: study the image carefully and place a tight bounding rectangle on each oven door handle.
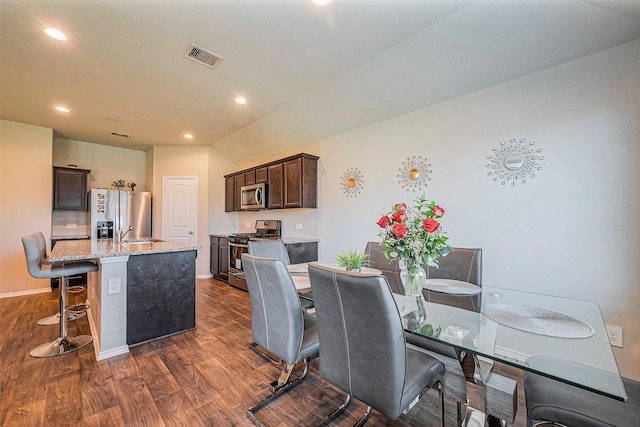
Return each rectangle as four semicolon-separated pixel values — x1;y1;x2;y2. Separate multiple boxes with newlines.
230;272;245;281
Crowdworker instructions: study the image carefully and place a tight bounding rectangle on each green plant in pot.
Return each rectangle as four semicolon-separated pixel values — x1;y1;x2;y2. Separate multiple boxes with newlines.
335;248;370;272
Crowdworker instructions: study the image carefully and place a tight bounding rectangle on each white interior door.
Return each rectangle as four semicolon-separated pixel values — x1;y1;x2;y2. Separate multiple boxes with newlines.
162;176;197;244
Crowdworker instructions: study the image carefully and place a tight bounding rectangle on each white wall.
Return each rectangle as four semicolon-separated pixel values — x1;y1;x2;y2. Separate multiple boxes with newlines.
315;40;640;379
151;145;235;278
53;138;148;190
0;121;53;296
52;138;148;237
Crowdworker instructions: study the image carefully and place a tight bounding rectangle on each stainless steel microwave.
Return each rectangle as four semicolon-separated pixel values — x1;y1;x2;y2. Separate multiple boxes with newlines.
240;183;267;210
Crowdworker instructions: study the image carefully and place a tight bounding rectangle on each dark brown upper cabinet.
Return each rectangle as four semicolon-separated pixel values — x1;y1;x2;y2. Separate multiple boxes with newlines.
267;163;284;209
223;153;318;212
53;167;90;211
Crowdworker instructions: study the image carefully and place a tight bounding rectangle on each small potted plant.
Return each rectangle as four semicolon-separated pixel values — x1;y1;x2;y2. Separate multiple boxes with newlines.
112;179;126;189
335;248;370;272
128;182;136;191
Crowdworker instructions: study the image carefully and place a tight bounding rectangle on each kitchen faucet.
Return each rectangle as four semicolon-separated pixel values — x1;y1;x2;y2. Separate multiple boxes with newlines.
116;225;133;242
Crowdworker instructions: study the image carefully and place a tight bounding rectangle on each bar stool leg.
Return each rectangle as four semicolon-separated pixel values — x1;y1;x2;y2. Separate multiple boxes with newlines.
30;276;93;358
37;284;86;325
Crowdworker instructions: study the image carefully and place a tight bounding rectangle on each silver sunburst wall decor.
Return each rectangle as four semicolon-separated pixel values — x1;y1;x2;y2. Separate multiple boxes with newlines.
341;167;364;197
486;138;545;186
398;155;432;192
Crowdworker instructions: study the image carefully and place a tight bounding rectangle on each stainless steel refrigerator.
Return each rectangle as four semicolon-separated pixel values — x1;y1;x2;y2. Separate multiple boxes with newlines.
90;189;152;240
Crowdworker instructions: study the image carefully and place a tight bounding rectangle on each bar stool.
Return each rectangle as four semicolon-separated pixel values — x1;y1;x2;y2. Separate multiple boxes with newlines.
33;232;87;326
21;234;98;357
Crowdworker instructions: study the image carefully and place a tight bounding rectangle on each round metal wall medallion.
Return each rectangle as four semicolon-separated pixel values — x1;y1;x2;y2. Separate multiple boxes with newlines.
486;138;544;186
398;155;432;191
341;168;364;197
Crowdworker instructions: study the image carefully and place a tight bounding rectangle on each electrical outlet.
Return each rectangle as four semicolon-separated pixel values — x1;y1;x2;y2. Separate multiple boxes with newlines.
108;277;121;295
296;224;303;230
606;324;623;348
245;222;251;228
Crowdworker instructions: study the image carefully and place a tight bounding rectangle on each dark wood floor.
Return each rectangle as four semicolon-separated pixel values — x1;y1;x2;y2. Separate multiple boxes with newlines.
0;278;527;426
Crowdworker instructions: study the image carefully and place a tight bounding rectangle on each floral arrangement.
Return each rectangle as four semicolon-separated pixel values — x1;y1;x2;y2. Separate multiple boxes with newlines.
112;179;126;189
376;194;451;267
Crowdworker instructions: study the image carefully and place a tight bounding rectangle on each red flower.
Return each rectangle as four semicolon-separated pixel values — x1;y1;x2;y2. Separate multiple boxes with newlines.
391;209;406;223
432;205;445;217
392;223;407;238
376;215;390;228
422;218;440;233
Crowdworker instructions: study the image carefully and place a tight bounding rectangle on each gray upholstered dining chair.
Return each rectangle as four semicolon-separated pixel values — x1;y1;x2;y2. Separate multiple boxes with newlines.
248;239;291;264
248;239;314;310
424;247;483;312
524;371;640;427
308;263;446;427
363;242;475;420
242;254;320;426
21;234;97;357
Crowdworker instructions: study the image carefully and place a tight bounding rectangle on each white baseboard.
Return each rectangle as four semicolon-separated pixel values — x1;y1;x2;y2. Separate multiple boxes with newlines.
197;273;213;279
0;287;51;299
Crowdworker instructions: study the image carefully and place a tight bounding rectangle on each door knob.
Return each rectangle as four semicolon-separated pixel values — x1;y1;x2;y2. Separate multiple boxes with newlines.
188;231;193;234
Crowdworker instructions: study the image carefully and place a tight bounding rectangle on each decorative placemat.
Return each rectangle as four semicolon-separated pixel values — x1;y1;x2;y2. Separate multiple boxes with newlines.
423;279;481;295
483;304;595;338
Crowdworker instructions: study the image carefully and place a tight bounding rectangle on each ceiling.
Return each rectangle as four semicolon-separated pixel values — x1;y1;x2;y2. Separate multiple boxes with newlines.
2;1;640;165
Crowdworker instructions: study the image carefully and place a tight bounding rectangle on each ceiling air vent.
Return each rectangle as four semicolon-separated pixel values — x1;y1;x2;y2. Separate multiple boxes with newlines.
111;131;129;138
183;43;224;70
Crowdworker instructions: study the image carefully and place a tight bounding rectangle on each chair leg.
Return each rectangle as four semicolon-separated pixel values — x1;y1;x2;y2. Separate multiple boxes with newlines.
315;394;352;427
353;406;372;427
246;358;311;427
248;342;280;366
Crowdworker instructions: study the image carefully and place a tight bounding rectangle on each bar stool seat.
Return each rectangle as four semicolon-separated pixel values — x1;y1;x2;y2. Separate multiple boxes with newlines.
33;232;88;326
22;234;98;357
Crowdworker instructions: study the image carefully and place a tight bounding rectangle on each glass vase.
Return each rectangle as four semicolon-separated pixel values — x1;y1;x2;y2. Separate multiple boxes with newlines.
399;259;427;329
399;259;426;296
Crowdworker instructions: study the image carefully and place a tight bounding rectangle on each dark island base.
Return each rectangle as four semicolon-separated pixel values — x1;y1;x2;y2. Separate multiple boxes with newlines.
126;250;197;346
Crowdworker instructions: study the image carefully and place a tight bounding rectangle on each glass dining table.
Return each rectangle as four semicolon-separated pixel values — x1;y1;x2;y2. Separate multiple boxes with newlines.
396;285;628;402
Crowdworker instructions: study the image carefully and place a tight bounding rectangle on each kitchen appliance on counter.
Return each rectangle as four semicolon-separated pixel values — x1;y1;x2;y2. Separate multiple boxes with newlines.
90;189;152;241
228;220;281;290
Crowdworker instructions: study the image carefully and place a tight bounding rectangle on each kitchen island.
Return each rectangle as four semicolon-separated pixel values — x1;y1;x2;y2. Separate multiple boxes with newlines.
49;239;200;360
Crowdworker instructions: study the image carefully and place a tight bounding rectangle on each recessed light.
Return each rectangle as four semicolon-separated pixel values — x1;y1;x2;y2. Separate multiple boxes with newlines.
45;28;67;41
184;134;193;139
235;96;247;105
310;0;332;6
55;106;70;113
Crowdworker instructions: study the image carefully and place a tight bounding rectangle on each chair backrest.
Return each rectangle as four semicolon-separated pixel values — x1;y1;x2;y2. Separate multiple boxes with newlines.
242;254;304;364
21;234;49;279
426;247;482;286
248;240;291;265
308;263;408;420
33;232;47;262
364;241;403;293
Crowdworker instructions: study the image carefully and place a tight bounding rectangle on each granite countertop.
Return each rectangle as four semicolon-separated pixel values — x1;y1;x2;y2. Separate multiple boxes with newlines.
51;234;90;240
209;233;318;244
281;236;319;244
49;239;201;262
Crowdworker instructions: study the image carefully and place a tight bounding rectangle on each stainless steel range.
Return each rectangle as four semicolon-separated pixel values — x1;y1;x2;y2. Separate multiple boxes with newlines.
228;220;282;290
